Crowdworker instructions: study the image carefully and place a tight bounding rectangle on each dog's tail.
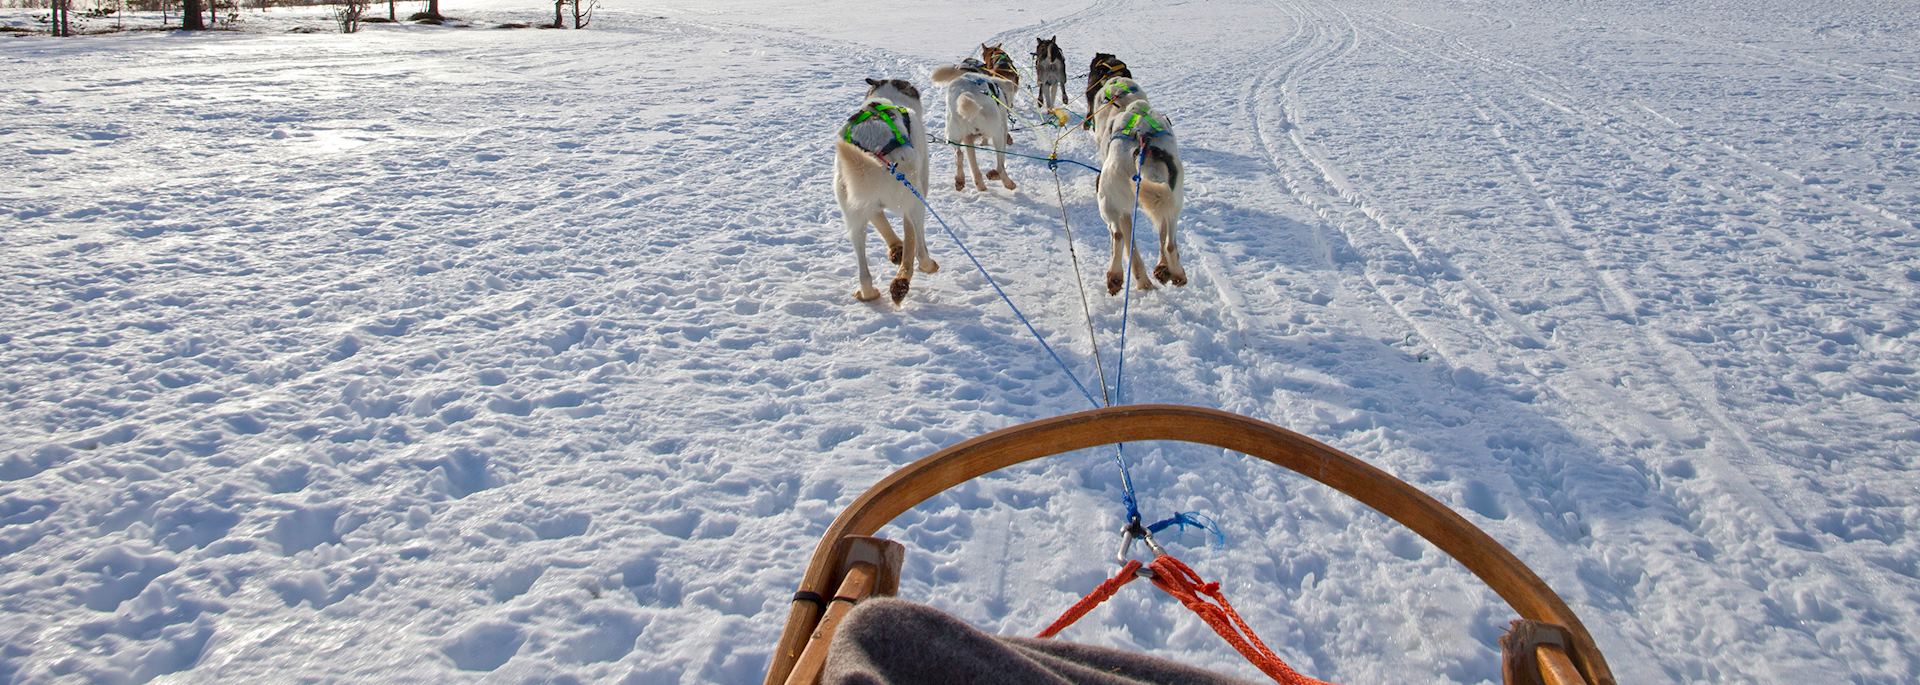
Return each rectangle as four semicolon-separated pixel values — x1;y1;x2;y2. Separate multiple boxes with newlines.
1140;146;1181;190
836;139;889;171
955;93;984;122
931;65;964;85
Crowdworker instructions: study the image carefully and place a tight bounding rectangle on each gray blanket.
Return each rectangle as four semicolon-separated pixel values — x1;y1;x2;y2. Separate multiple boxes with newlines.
823;598;1257;685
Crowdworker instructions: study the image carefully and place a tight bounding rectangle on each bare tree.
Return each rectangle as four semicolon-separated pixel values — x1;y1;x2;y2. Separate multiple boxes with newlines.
49;0;72;36
569;0;593;28
182;0;204;29
549;0;561;28
336;0;365;32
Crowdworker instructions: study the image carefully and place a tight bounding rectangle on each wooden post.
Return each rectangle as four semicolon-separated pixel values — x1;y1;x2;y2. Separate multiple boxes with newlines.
767;537;901;685
781;563;873;685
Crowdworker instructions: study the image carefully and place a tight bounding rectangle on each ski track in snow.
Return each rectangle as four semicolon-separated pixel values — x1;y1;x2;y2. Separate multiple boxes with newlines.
1;0;1916;683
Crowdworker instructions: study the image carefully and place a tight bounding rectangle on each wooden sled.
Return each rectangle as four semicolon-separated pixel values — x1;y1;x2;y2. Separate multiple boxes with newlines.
766;404;1614;685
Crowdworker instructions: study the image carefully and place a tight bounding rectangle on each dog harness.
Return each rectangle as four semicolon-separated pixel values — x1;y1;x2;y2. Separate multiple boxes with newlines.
1116;107;1177;188
1117;109;1168;139
842;102;913;162
1102;80;1141;104
963;74;1009;108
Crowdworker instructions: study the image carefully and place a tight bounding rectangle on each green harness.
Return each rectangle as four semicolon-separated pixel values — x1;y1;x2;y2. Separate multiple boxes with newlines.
1103;79;1141;103
842;102;913;160
1118;109;1168;139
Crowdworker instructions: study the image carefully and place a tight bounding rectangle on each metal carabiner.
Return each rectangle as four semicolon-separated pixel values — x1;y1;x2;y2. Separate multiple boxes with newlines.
1112;517;1167;578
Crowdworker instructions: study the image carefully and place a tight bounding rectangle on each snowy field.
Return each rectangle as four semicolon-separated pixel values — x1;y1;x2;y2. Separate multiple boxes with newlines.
3;0;1917;682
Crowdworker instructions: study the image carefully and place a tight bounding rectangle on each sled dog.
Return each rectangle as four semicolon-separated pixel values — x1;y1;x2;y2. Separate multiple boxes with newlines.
1083;52;1134;129
932;64;1019;192
1093;99;1186;293
833;78;939;304
1033;36;1068;111
979;43;1021;89
977;44;1022;144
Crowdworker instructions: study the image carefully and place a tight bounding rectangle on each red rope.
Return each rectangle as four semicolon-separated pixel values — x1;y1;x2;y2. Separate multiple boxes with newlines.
1036;554;1335;685
1145;554;1333;685
1037;559;1141;638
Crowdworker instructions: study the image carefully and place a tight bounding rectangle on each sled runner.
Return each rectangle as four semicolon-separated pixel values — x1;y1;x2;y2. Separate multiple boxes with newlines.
765;405;1614;685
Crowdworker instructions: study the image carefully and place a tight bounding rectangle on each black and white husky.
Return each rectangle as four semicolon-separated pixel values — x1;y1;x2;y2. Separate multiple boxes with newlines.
1091;97;1186;293
1033;36;1068;111
834;78;939;304
931;62;1019;192
1082;52;1134;129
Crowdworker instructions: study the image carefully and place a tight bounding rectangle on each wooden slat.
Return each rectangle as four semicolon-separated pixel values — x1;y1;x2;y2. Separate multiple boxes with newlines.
768;599;822;684
765;405;1614;685
781;562;879;685
1536;643;1588;685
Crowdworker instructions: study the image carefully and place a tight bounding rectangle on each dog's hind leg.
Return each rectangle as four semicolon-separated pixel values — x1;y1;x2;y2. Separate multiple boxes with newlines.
846;211;882;302
891;209;919;304
1103;221;1158;294
908;202;938;274
870;211;904;265
1104;223;1156;294
1128;234;1157;291
952;145;968;191
1100;170;1157;295
988;138;1017;190
1151;205;1188;287
965;140;988;191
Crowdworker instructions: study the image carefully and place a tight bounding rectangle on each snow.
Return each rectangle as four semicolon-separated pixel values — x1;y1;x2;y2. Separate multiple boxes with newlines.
2;0;1917;682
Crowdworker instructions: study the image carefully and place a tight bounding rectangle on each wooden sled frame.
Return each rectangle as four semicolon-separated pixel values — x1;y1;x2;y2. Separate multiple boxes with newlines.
766;404;1615;685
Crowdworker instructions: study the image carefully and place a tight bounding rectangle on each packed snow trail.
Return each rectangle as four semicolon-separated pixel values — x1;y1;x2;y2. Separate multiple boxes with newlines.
1;0;1915;683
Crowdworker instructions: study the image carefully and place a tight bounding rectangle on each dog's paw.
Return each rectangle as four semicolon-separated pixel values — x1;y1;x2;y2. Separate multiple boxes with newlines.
1170;270;1188;287
1106;272;1124;295
1001;177;1018;190
954;176;966;191
1005;134;1015;145
855;286;882;302
1153;264;1172;284
918;258;940;274
887;242;904;265
986;168;1001;180
1136;278;1158;291
889;277;911;305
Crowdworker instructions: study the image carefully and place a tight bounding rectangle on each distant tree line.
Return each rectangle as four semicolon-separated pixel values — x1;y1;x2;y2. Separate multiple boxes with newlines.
8;0;443;32
2;0;366;8
13;0;610;34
